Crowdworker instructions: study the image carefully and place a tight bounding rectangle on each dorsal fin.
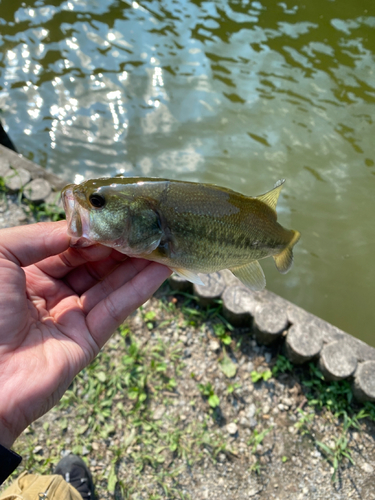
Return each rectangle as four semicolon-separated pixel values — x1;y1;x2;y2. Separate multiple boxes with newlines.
257;179;285;212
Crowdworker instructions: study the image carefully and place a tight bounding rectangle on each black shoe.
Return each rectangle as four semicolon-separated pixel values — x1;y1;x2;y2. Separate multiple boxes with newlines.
54;454;96;500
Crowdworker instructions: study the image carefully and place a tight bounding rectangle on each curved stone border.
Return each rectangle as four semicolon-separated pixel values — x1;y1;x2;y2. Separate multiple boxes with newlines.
353;361;375;403
0;144;65;203
169;270;375;403
2;144;375;403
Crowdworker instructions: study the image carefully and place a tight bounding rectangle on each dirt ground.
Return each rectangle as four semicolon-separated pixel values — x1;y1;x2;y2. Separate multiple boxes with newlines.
1;193;375;500
7;292;375;500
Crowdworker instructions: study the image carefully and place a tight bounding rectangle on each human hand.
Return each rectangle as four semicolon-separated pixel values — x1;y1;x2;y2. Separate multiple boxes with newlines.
0;221;171;449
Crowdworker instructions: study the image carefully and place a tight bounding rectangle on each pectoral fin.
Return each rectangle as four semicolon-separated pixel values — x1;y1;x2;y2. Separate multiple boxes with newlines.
172;267;206;286
230;261;266;291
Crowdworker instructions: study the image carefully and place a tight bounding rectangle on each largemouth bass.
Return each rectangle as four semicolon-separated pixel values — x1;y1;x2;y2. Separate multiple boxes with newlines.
62;177;300;291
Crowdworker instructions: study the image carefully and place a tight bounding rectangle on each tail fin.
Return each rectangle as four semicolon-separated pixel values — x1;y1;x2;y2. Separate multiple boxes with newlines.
273;230;301;274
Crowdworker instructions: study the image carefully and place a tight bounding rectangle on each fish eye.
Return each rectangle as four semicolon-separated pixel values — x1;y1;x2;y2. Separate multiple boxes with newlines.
89;193;106;208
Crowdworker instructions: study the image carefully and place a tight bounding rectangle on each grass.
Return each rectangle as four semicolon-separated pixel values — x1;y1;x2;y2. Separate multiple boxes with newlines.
198;382;220;409
272;354;375;481
315;413;356;481
1;147;374;494
250;369;272;384
247;426;274;475
11;317;229;498
2;223;375;495
10;292;375;495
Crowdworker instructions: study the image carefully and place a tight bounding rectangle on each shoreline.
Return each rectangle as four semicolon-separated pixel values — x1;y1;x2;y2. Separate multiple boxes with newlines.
0;143;374;402
1;145;375;499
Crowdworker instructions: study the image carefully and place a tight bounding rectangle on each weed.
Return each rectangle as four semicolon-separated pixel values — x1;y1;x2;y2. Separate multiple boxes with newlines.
171;291;224;326
316;414;355;481
294;408;315;434
302;363;353;416
219;351;238;378
227;382;241;395
143;310;157;329
251;369;272;383
213;322;232;345
198;382;220;409
272;354;293;376
248;426;274;475
11;316;230;497
247;426;273;454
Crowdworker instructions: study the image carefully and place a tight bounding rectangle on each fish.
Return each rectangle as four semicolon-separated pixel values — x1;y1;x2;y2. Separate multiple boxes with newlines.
61;177;300;291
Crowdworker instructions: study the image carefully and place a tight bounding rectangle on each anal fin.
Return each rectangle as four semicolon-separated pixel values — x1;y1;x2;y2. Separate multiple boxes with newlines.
230;261;266;291
172;267;206;286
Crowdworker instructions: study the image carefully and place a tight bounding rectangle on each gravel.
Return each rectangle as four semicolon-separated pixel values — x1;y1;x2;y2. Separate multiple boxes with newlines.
2;193;375;500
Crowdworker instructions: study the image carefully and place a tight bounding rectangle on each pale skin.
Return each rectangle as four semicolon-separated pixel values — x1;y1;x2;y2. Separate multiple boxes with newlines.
0;220;171;450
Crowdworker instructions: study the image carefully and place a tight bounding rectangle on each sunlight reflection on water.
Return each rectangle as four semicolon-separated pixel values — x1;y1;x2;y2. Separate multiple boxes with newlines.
0;0;374;344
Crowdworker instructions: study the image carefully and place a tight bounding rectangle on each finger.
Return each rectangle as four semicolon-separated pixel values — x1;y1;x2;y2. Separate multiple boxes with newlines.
86;262;172;348
64;250;128;295
0;221;71;268
36;244;124;279
80;257;152;313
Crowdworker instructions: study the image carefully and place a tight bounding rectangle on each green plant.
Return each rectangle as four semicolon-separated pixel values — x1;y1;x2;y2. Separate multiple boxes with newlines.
302;364;353;416
213;322;232;345
294;408;315;434
248;426;274;475
272;354;293;376
143;310;157;329
316;414;355;481
247;426;273;453
198;382;220;408
226;382;241;394
251;369;272;383
219;352;237;378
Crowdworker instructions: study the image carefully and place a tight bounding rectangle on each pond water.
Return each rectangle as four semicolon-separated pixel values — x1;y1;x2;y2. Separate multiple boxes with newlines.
0;0;374;345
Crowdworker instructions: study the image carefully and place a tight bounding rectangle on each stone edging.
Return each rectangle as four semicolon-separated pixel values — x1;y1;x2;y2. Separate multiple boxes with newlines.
169;270;375;403
0;144;65;203
1;144;374;403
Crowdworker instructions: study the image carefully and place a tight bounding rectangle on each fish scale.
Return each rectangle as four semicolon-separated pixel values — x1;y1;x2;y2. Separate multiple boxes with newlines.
62;177;300;291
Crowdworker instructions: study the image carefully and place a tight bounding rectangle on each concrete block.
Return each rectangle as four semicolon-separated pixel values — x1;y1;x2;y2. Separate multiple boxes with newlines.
4;167;31;191
23;178;52;203
254;303;289;345
169;274;193;293
318;341;357;381
193;272;226;307
285;322;323;364
353;361;375;403
222;285;257;327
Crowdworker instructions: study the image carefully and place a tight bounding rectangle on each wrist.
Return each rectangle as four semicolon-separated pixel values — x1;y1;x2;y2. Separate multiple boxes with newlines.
0;415;20;450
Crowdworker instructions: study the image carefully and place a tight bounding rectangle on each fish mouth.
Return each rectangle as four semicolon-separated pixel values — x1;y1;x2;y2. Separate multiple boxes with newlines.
62;184;93;247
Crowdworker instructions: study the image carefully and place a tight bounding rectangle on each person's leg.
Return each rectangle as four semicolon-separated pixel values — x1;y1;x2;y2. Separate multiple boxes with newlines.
0;455;95;500
54;455;96;500
0;470;83;500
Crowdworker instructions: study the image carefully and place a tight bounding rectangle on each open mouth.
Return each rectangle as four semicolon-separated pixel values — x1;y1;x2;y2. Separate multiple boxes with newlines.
62;185;93;247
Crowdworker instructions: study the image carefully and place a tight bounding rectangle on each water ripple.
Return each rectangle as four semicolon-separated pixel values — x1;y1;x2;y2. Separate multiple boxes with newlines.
0;0;374;342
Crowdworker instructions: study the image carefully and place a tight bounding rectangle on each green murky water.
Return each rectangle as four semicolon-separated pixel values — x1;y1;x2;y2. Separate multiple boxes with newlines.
0;0;374;344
